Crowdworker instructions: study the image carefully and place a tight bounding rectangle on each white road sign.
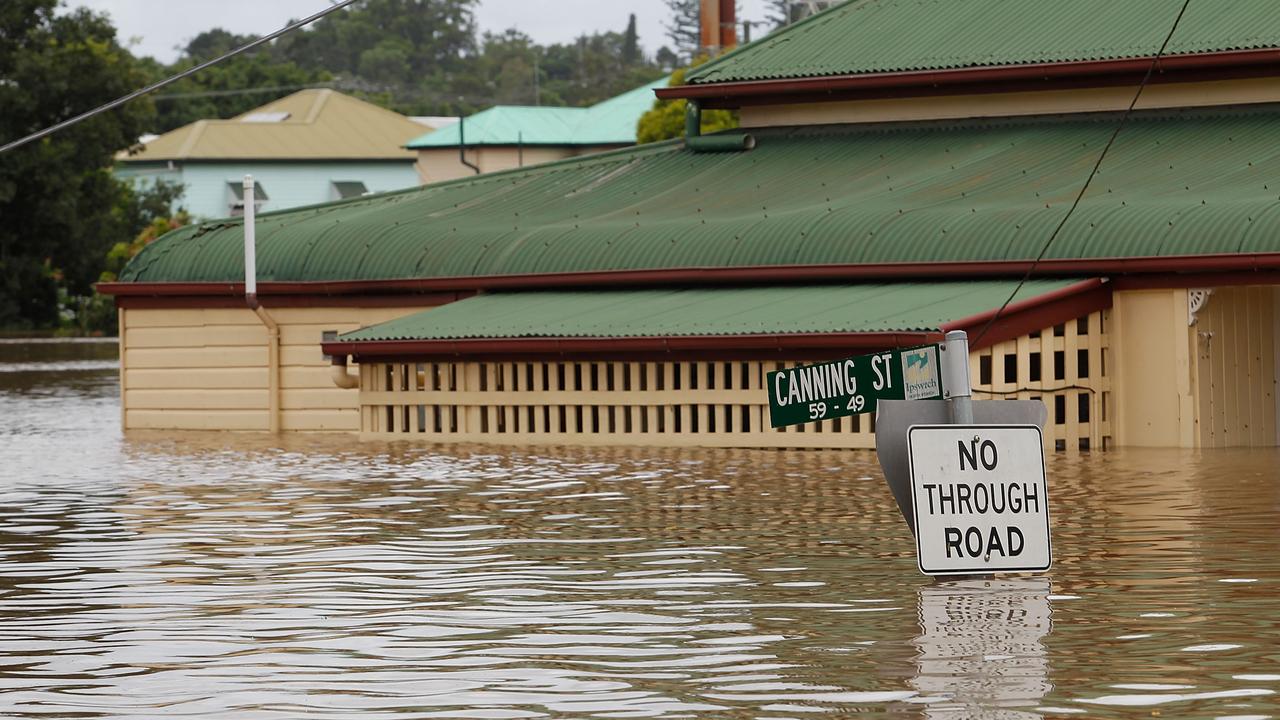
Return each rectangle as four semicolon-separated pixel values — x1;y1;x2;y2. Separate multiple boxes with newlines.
907;425;1051;576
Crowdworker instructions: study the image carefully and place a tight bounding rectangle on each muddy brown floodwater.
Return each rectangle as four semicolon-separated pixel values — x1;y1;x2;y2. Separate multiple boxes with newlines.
0;339;1278;719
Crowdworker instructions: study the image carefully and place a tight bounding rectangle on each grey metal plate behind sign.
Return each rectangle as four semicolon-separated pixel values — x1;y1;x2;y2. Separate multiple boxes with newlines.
875;400;1047;535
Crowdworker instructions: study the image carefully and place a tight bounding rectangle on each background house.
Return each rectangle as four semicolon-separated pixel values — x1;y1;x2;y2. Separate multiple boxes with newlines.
410;77;668;184
115;89;428;219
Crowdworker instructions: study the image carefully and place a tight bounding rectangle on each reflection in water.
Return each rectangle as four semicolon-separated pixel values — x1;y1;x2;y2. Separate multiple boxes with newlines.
0;340;1278;719
913;578;1052;719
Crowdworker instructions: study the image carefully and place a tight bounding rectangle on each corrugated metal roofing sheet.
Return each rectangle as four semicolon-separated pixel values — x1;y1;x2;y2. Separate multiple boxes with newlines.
337;281;1075;341
120;106;1280;284
687;0;1280;84
406;76;667;148
119;90;422;162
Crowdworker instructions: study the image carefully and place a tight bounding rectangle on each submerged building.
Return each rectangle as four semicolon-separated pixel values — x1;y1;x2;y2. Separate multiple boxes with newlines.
101;0;1280;450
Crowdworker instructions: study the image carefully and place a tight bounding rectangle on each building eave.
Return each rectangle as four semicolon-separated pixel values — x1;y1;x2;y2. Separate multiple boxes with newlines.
97;252;1280;304
322;332;942;364
659;49;1280;107
321;278;1114;362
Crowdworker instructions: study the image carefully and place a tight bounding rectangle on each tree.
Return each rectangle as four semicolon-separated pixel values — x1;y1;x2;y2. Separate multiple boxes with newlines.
766;0;794;28
663;0;700;63
622;14;641;66
0;1;156;329
636;62;737;144
655;46;680;71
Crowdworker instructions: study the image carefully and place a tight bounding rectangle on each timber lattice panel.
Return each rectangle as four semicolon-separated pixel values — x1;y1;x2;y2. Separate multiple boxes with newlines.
970;310;1113;453
361;311;1112;451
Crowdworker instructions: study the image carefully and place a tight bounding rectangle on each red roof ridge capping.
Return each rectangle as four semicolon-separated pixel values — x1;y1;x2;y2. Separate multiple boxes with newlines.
98;253;1280;303
658;49;1280;105
322;279;1114;363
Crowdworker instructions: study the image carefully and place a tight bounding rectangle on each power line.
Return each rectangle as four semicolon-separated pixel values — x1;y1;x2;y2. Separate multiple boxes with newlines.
151;84;336;102
0;0;361;156
971;0;1195;348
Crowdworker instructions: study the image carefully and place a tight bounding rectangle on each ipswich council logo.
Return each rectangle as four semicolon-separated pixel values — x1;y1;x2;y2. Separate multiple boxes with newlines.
901;346;941;401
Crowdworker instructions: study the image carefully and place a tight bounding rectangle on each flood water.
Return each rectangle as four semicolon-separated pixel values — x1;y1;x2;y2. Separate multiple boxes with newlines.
1;339;1278;719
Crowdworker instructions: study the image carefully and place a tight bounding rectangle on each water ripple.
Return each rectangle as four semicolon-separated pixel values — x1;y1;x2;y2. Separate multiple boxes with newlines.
0;342;1277;719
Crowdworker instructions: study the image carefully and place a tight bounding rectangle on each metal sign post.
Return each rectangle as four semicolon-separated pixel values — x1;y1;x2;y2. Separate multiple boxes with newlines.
941;330;973;424
758;331;1052;577
874;330;1052;577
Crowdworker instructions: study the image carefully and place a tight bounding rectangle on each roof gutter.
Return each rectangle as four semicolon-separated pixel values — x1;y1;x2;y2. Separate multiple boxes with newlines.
658;48;1280;104
97;251;1280;299
323;332;939;363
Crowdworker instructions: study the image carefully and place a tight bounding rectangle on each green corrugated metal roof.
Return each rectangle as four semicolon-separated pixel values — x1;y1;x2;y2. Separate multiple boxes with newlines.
687;0;1280;85
406;77;667;148
120;106;1280;285
337;281;1076;342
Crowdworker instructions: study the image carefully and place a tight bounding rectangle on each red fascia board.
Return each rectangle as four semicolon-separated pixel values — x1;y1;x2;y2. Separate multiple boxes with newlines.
942;278;1113;350
112;292;470;310
658;49;1280;103
97;252;1280;300
324;332;940;362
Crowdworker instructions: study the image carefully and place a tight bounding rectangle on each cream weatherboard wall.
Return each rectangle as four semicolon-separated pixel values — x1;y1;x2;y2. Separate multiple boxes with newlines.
1111;289;1196;448
415;145;626;185
1111;286;1279;449
1191;286;1278;449
737;78;1280;129
118;306;422;432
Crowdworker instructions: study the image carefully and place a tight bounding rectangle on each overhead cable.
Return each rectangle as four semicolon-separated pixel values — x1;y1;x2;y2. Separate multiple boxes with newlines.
972;0;1195;347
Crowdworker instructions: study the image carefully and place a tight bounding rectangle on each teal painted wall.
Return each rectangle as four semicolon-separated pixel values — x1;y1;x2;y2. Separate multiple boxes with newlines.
115;161;420;220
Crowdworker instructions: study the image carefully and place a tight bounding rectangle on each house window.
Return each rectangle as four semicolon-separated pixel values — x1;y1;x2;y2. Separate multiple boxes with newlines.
227;181;269;217
332;181;369;200
321;330;338;361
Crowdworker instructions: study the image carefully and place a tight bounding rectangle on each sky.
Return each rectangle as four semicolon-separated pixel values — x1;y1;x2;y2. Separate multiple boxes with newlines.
70;0;773;64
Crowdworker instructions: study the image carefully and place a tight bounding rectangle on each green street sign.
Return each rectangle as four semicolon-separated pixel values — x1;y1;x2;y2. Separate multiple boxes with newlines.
767;345;945;428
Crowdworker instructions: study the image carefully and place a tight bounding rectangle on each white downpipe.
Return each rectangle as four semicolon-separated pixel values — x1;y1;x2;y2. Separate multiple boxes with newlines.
330;359;360;389
244;175;258;307
243;174;281;433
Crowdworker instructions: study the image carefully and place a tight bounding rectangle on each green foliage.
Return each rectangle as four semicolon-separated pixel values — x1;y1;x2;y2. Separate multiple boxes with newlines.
636;62;738;144
99;181;189;285
0;1;157;330
144;0;667;128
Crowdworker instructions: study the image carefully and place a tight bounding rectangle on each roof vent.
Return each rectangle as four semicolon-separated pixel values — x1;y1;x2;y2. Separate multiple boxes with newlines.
241;112;292;123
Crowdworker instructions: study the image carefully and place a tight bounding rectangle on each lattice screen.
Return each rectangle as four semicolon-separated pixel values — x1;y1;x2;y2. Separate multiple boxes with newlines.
970;310;1113;452
359;310;1111;451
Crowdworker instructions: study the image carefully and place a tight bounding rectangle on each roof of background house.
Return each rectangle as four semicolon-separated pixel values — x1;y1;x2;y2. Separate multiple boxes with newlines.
118;89;425;162
406;76;668;148
112;105;1280;288
686;0;1280;85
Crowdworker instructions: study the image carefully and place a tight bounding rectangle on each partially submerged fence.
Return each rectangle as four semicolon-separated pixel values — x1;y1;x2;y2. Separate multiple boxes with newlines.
358;310;1112;451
